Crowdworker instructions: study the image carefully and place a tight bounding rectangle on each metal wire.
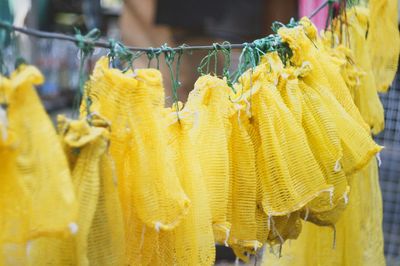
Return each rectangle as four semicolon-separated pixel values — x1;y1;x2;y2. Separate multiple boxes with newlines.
0;0;328;52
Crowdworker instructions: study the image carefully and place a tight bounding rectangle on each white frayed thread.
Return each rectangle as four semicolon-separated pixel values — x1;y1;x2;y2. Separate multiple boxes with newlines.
304;207;309;221
343;191;349;205
235;257;240;266
155;221;162;232
272;217;284;248
107;151;118;186
329;189;334;207
334;160;342;172
254;241;259;252
376;153;382;167
244;97;252;118
267;214;272;231
302;61;311;67
224;228;231;247
281;72;289;80
235;104;242;129
0;106;8;141
69;222;79;235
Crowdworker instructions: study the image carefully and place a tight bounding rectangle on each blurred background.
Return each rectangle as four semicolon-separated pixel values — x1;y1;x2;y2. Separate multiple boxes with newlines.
0;0;399;265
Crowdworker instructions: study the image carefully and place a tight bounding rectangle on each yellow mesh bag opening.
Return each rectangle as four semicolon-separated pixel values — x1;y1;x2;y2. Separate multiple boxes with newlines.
0;77;30;265
283;18;370;132
367;0;400;92
185;75;232;245
7;65;77;239
82;57;190;264
30;115;125;265
276;65;349;226
278;23;382;175
326;7;385;135
236;65;331;217
228;105;261;261
155;107;216;266
262;159;385;266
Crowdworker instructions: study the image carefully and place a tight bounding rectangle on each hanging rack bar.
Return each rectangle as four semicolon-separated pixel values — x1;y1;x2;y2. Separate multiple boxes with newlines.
0;0;328;52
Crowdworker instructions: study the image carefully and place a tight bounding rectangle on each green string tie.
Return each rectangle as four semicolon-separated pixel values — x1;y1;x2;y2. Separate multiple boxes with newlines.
74;28;101;120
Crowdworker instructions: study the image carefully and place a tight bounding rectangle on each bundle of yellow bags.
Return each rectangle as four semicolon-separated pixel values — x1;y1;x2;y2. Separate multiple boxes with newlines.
0;1;398;265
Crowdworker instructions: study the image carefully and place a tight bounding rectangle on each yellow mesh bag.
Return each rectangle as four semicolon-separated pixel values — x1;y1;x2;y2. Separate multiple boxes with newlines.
0;77;30;265
367;0;400;92
185;75;232;245
227;104;261;261
154;106;216;266
7;65;77;239
244;113;270;247
293;18;370;132
328;8;385;135
29;115;124;265
262;159;385;266
275;65;349;226
233;64;332;218
330;46;364;100
278;24;382;175
83;57;189;265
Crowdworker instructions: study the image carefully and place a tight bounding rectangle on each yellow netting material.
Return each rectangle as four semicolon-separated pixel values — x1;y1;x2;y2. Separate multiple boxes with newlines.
185;75;232;245
29;115;125;265
82;57;190;265
154;105;216;266
6;65;77;239
227;104;261;261
273;60;349;226
0;77;30;265
232;63;332;219
278;22;382;176
262;159;385;266
344;7;384;134
367;0;400;92
322;7;385;135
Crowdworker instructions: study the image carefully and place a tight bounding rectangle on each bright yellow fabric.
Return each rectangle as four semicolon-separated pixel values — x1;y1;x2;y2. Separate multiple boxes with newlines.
29;116;124;265
157;106;216;266
278;23;382;176
367;0;400;92
83;57;190;265
293;18;370;132
185;75;232;245
345;7;384;134
0;77;30;265
7;65;77;239
234;64;332;219
275;64;349;226
228;104;261;261
325;7;385;135
262;159;385;266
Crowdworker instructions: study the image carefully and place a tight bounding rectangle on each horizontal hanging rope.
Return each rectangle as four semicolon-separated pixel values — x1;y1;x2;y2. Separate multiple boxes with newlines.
0;0;329;52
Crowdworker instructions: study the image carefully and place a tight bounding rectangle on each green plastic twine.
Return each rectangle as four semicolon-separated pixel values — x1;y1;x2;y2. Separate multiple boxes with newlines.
146;47;162;69
162;44;181;119
108;39;141;72
0;21;13;76
220;41;236;93
233;42;257;84
74;28;100;120
146;47;156;68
